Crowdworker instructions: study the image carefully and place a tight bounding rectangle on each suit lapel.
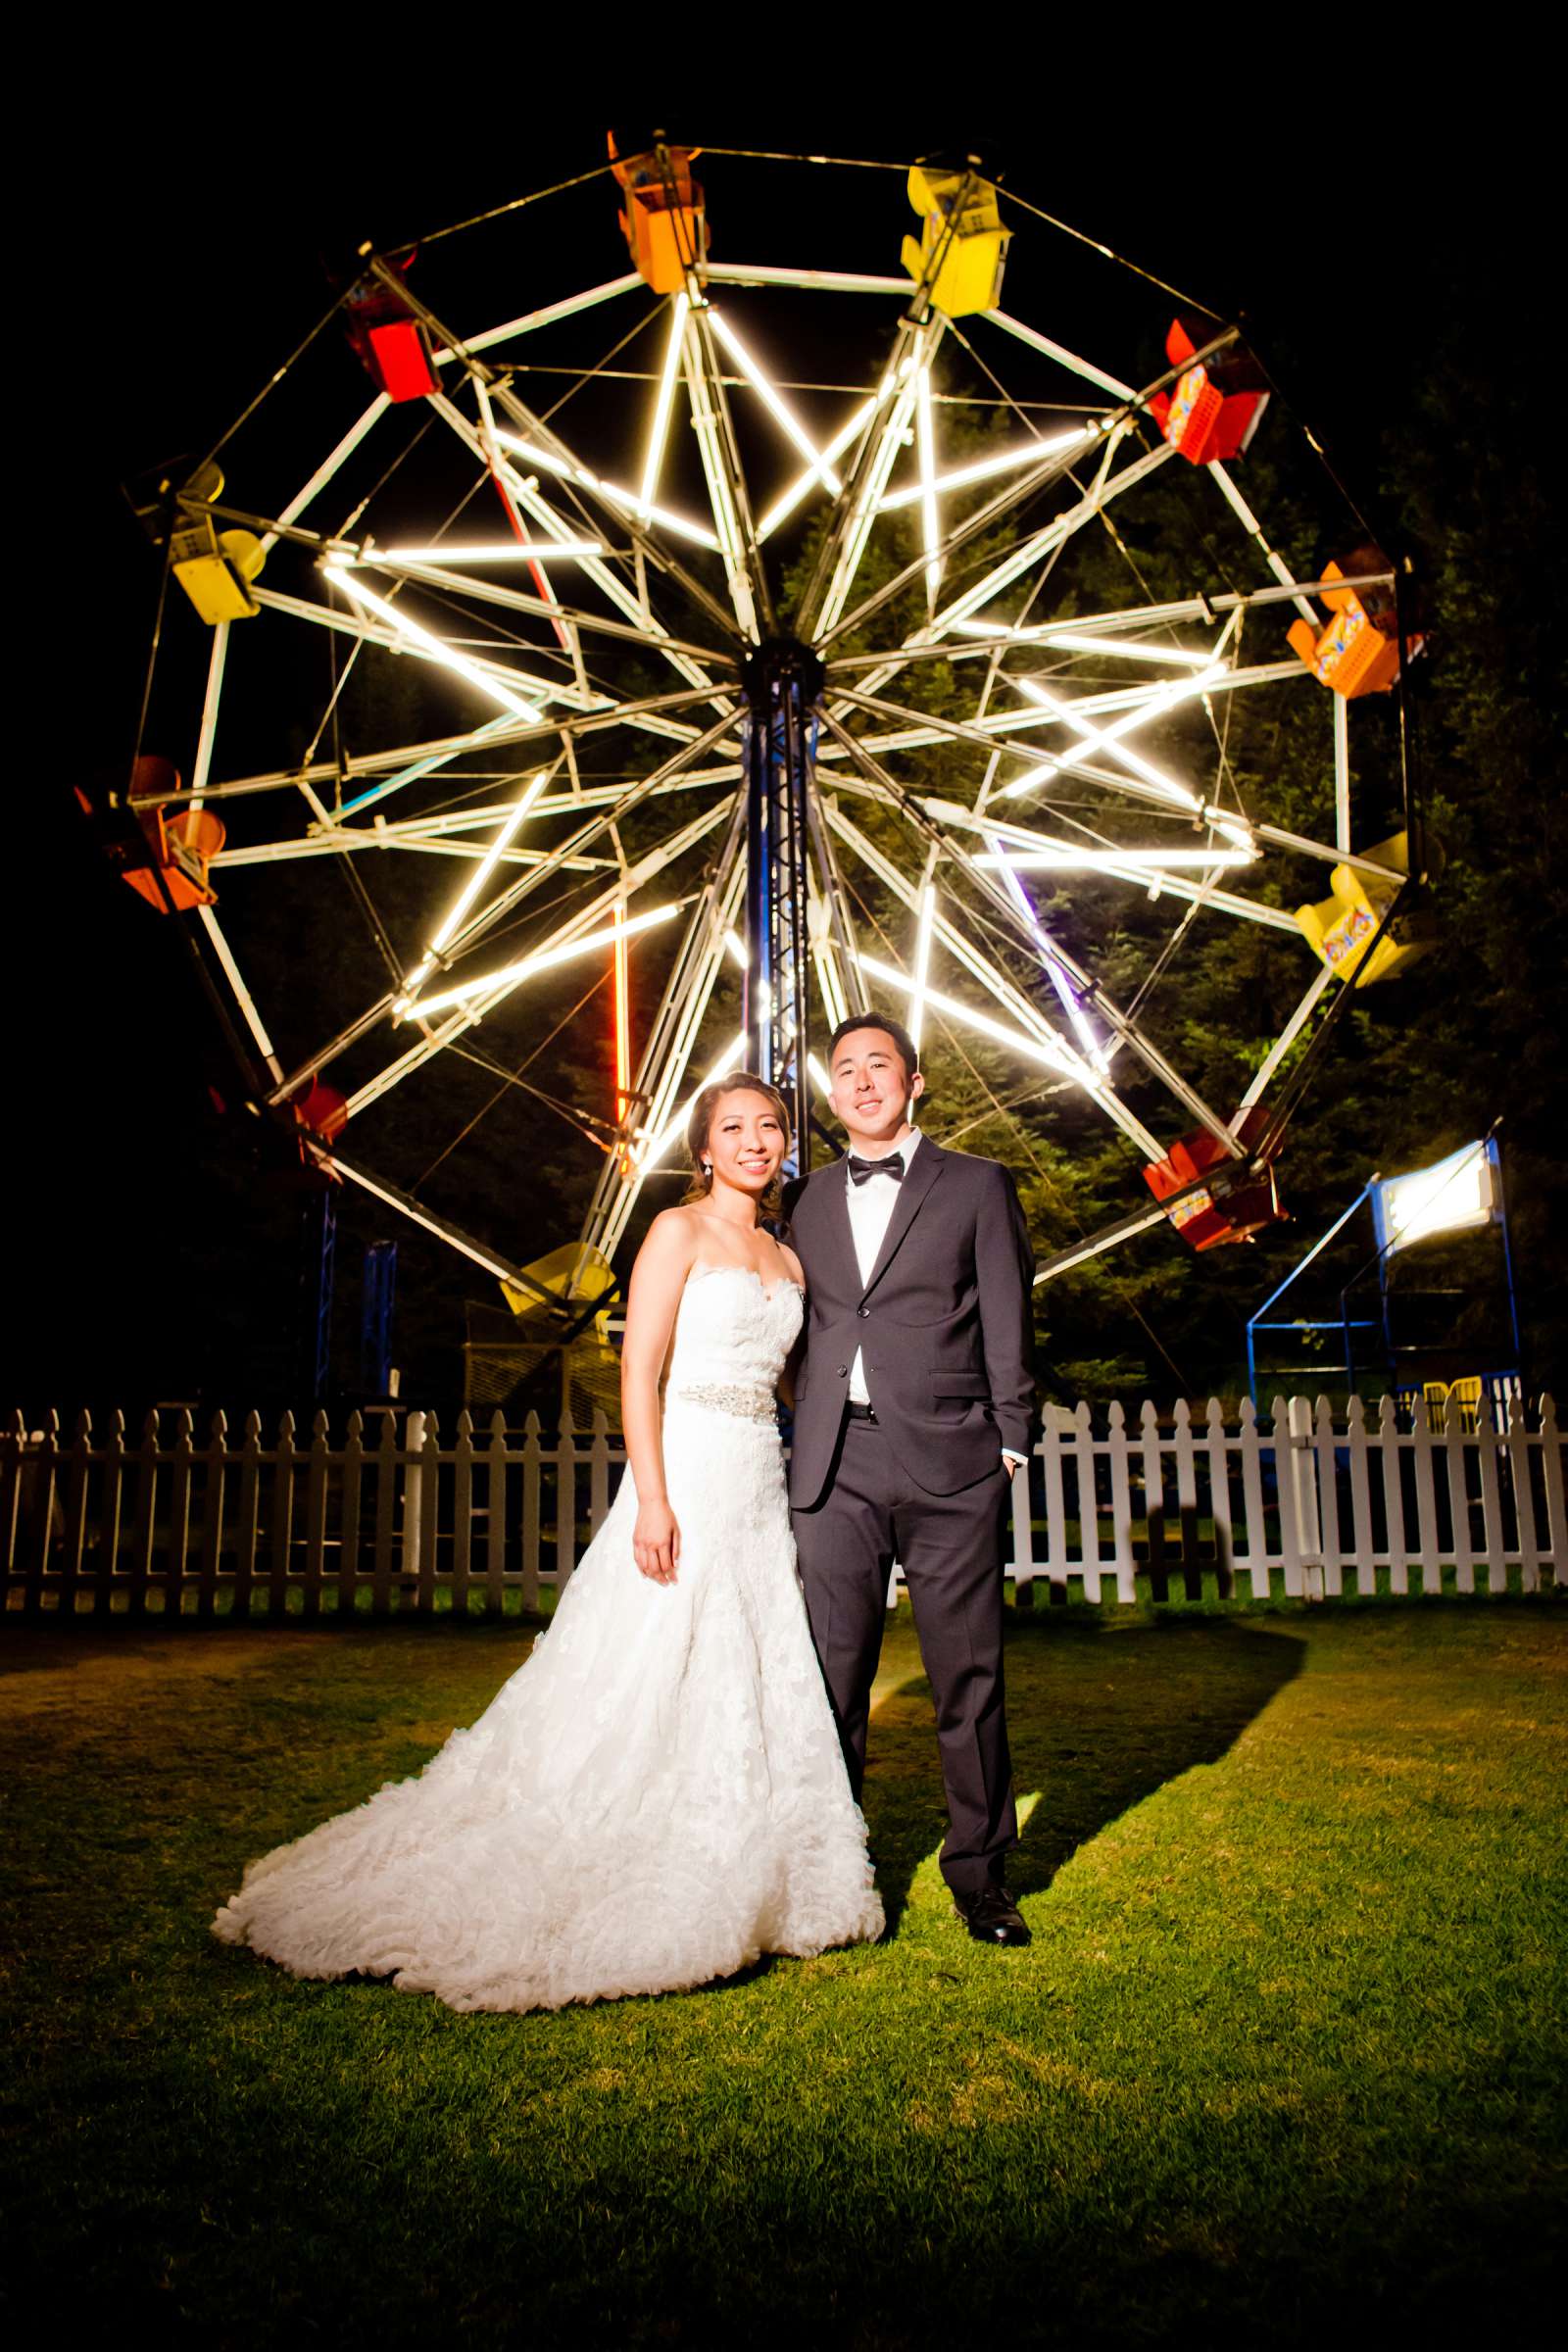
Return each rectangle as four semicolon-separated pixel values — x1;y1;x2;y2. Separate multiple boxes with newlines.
798;1160;861;1300
863;1141;945;1296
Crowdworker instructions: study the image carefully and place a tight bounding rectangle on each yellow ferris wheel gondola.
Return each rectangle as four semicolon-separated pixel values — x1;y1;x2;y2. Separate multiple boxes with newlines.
901;160;1010;318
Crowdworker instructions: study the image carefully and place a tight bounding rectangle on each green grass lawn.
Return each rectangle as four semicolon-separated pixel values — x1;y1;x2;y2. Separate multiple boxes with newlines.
3;1601;1565;2347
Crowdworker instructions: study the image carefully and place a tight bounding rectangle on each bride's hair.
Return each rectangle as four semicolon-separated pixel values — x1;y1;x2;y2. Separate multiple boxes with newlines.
682;1073;792;1220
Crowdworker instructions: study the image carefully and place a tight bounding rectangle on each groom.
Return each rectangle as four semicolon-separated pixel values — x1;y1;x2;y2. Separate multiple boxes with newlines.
785;1013;1037;1946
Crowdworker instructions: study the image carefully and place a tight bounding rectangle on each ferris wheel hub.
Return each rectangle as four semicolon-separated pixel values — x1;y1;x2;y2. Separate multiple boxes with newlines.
740;636;826;714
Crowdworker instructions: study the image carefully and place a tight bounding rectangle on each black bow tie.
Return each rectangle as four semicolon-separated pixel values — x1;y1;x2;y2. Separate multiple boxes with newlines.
848;1152;904;1186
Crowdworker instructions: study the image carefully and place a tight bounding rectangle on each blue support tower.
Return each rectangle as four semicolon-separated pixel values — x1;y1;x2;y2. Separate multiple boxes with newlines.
360;1240;398;1396
297;1184;337;1404
741;638;823;1179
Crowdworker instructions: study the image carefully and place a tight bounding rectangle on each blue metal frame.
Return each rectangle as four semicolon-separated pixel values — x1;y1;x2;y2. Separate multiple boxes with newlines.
1248;1134;1523;1404
1246;1179;1378;1403
297;1184;337;1404
360;1239;398;1397
741;639;822;1180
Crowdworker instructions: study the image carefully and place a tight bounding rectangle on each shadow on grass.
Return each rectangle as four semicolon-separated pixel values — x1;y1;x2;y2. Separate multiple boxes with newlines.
864;1612;1304;1930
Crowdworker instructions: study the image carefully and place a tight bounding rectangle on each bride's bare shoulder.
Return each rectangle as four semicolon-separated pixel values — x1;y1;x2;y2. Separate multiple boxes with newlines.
634;1213;700;1270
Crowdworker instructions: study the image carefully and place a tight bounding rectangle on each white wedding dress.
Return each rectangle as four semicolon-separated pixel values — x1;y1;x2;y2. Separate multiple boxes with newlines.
213;1264;884;2012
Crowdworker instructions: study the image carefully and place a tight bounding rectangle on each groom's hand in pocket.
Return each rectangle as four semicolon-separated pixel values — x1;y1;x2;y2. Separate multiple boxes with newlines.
633;1497;681;1585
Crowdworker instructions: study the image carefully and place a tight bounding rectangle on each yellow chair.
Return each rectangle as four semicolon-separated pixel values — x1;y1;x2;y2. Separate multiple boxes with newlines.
1422;1377;1482;1435
1294;830;1436;987
172;513;267;624
901;164;1010;318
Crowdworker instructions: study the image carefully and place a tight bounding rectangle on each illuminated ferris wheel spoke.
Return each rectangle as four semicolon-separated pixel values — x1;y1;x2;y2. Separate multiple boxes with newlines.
801;317;936;641
192;685;741;813
336;556;736;679
816;723;1249;1157
264;393;391;554
431;272;646;364
345;799;734;1120
825;805;1087;1068
981;308;1139;403
431;389;740;686
825;414;1104;655
681;303;768;640
927;802;1296;930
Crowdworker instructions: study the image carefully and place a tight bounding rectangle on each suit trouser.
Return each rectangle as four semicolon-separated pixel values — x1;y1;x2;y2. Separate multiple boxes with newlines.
791;1412;1017;1895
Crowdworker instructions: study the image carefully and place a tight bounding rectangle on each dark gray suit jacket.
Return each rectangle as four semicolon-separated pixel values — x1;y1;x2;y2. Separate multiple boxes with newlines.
784;1140;1036;1508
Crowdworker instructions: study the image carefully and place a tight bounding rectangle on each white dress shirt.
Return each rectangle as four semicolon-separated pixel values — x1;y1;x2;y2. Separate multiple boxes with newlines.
845;1129;921;1404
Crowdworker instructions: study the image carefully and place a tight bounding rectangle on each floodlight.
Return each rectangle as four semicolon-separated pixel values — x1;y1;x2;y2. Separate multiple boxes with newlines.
1373;1143;1497;1255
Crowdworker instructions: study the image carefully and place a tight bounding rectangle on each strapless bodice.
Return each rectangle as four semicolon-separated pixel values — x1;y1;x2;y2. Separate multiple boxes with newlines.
663;1263;803;1423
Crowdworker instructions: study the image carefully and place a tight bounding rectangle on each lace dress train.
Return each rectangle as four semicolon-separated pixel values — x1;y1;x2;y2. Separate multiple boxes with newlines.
212;1266;883;2012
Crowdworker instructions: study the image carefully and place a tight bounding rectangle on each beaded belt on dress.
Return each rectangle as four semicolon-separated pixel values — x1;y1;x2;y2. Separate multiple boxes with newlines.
667;1382;777;1424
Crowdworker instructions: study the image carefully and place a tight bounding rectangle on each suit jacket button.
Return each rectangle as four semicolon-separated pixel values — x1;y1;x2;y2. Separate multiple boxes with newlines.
857;1305;869;1318
837;1364;849;1377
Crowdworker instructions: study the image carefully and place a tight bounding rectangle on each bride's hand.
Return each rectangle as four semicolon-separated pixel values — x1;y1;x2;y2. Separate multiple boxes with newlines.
632;1496;680;1586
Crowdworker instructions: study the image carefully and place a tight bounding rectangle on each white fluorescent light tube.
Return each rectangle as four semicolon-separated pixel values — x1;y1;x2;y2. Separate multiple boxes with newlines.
370;540;605;564
491;428;719;551
915;364;940;603
973;848;1255;871
427;774;547;956
807;1052;833;1095
950;617;1052;641
985;850;1104;1070
758;394;881;540
877;425;1092;513
1013;677;1208;810
907;882;937;1054
638;1030;750;1168
858;955;1082;1082
708;308;842;494
395;903;678;1021
723;928;749;971
641;291;690;511
1037;630;1216;667
322;565;543;721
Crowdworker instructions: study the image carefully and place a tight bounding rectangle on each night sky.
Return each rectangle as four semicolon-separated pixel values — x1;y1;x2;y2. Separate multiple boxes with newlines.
11;75;1548;1421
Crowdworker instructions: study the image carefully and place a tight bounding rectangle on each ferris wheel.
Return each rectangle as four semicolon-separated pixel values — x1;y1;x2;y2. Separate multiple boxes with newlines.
114;137;1429;1369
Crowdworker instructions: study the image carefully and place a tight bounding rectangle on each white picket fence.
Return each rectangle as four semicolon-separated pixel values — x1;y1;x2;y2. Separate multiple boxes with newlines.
2;1394;1562;1621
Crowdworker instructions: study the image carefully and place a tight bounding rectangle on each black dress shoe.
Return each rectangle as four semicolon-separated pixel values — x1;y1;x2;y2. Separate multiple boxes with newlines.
953;1884;1031;1946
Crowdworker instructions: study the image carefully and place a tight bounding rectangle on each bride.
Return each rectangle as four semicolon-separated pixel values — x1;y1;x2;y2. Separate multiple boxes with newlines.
212;1074;884;2011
